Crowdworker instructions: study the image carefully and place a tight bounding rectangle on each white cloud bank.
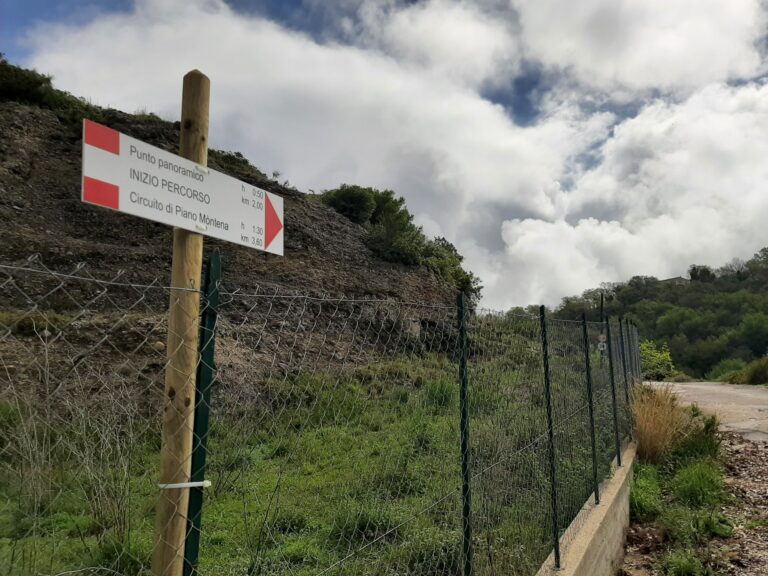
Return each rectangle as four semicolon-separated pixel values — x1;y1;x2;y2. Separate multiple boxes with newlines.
21;0;768;308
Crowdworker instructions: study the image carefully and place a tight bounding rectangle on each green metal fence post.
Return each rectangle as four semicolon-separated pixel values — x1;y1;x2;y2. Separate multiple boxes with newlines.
605;318;622;467
457;292;474;576
581;314;600;505
630;323;638;382
633;323;642;382
183;249;221;576
539;306;561;568
618;318;630;404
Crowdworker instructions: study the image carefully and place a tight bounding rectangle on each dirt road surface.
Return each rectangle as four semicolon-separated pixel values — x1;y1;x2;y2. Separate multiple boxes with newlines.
655;382;768;442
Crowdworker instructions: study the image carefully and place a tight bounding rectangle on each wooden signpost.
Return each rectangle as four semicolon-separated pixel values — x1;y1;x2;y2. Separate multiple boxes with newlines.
152;70;209;576
81;69;285;576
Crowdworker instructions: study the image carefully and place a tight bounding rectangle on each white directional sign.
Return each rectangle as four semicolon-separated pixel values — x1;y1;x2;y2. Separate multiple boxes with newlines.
81;119;284;255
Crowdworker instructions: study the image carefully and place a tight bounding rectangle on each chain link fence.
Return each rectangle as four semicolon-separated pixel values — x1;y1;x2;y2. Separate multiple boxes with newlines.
0;254;641;576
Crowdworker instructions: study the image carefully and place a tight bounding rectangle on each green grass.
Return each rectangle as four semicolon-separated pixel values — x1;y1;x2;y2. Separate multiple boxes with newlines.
659;549;710;576
2;356;471;575
630;464;663;522
671;461;724;508
630;391;730;575
0;334;625;576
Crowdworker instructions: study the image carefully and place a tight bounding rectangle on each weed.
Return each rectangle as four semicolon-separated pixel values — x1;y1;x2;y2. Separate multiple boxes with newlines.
328;504;400;546
659;549;708;576
270;511;308;535
279;538;327;566
425;378;455;409
369;455;425;498
0;310;73;337
672;415;721;464
630;464;663;522
660;506;732;545
89;535;151;576
672;461;724;507
394;529;461;575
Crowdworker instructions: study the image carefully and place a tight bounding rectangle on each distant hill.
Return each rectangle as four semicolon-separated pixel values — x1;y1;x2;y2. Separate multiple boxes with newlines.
552;250;768;378
0;57;476;305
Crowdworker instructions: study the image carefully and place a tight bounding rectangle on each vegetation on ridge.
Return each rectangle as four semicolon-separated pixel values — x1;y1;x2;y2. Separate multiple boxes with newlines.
0;55;481;300
554;247;768;381
320;185;481;299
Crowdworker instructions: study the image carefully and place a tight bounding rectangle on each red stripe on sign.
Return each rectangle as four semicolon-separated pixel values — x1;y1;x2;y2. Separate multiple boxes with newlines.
83;177;119;210
84;119;120;154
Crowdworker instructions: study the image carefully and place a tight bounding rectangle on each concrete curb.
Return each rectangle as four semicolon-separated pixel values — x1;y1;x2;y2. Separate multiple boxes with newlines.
536;442;637;576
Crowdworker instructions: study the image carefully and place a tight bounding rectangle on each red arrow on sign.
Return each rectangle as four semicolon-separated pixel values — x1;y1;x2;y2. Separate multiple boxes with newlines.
265;194;283;249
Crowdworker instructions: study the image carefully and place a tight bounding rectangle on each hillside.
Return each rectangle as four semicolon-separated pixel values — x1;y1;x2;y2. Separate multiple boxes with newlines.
0;59;463;306
552;250;768;378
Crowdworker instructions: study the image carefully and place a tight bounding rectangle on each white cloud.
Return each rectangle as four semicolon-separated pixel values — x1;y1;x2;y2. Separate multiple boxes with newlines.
20;0;768;310
365;0;521;88
514;0;767;92
473;82;768;307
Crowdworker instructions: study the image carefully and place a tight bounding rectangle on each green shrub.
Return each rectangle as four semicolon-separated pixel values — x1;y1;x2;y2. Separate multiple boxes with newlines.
320;185;376;224
659;506;731;546
423;237;482;298
669;371;694;382
364;212;426;266
705;358;746;381
659;549;706;576
640;340;676;380
672;415;721;464
728;356;768;384
696;511;733;538
672;461;724;507
630;464;663;521
321;184;481;298
0;55;100;125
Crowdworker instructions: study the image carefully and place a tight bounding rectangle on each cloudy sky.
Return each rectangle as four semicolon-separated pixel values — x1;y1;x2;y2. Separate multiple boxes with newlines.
5;0;768;308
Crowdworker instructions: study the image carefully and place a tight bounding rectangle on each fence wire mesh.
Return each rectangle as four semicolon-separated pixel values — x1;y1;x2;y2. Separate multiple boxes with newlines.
0;257;642;576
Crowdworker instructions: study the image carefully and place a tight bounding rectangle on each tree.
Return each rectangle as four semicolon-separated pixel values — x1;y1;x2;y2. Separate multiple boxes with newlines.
738;313;768;357
320;185;376;224
688;265;716;282
640;340;675;381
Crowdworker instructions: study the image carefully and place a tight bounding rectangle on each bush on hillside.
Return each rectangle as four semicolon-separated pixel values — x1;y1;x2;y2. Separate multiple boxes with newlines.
641;340;676;381
423;237;480;297
0;55;99;124
320;185;377;224
321;185;482;299
364;209;426;266
728;356;768;384
705;358;746;381
738;312;768;357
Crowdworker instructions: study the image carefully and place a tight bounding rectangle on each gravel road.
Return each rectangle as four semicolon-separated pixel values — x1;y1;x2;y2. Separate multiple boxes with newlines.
656;381;768;442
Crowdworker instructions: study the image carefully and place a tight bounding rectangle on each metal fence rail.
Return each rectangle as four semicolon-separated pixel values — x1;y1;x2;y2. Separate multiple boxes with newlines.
0;255;641;576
